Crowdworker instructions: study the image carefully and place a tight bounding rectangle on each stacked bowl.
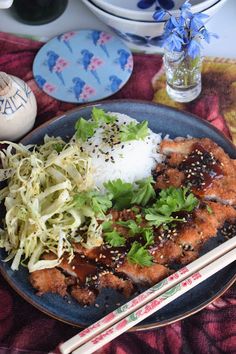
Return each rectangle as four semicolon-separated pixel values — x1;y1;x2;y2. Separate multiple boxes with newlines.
82;0;228;52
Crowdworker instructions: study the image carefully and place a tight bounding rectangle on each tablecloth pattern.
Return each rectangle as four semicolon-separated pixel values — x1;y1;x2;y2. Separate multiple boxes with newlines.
0;33;235;354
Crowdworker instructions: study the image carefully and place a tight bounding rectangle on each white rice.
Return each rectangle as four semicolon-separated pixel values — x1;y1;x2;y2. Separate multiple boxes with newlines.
83;112;163;189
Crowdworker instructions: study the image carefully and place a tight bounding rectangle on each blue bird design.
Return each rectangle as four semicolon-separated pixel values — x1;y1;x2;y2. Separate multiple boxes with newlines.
57;34;73;53
35;75;46;89
46;50;66;86
72;77;86;101
46;50;59;72
80;49;101;84
81;49;94;70
91;30;110;57
91;30;101;46
109;75;122;93
117;49;130;71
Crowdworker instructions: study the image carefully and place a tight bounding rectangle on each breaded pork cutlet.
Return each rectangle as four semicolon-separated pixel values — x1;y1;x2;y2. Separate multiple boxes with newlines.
29;268;67;296
149;201;236;266
155;138;236;206
29;201;236;304
30;251;134;305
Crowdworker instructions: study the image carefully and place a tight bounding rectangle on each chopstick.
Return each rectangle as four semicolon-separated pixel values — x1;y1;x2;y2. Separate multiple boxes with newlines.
59;237;236;354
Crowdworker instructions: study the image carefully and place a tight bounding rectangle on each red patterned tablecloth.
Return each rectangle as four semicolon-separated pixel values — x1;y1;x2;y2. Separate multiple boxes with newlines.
0;32;235;354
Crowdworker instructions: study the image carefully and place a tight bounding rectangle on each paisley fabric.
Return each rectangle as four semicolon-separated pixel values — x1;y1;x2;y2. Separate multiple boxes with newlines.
0;32;235;354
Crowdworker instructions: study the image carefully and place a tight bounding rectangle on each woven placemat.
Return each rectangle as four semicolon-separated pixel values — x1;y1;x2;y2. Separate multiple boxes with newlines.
152;57;236;144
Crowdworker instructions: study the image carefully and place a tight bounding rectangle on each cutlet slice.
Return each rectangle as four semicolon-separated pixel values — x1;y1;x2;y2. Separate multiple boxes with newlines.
44;251;134;304
150;201;236;266
71;286;96;305
74;242;171;286
29;268;67;296
156;138;236;206
154;167;185;190
99;273;134;297
116;261;170;285
70;273;134;305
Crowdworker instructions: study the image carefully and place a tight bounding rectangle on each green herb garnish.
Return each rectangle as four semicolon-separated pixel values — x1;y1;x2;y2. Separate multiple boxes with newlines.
104;177;156;210
92;107;116;124
131;176;156;206
102;220;113;232
75;118;98;142
145;187;198;227
116;220;141;236
104;179;133;210
120;120;149;142
127;241;153;267
104;230;126;247
74;190;112;217
142;227;154;246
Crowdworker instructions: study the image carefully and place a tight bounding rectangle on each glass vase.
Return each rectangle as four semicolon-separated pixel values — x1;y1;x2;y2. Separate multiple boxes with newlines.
163;49;202;103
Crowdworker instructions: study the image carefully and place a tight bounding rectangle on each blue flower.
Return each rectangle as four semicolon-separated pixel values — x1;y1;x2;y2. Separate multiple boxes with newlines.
187;39;202;58
165;33;184;52
201;28;219;44
190;13;209;32
180;0;192;19
153;0;217;58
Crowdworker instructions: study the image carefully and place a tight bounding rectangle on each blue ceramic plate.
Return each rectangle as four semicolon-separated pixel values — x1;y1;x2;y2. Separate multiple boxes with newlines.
0;100;235;329
33;30;133;103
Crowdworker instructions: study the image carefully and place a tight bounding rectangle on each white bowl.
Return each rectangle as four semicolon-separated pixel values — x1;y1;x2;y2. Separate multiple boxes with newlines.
82;0;228;52
92;0;220;22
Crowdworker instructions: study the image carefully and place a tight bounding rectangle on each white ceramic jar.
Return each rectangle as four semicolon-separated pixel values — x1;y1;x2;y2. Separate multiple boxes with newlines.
0;72;37;141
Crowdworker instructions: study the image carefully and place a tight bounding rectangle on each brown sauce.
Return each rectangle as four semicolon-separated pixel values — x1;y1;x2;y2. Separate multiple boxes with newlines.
179;142;223;191
71;255;98;285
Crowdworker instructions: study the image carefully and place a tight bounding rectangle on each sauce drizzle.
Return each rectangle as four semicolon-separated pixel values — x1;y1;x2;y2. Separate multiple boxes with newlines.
179;143;223;191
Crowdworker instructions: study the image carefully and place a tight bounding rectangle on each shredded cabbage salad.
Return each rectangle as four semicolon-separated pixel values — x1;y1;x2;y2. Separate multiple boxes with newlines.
0;136;94;272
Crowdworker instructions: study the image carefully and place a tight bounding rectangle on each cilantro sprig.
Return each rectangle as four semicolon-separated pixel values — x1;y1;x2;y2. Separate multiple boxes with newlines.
120;120;149;142
127;241;153;267
74;190;112;218
116;220;141;236
104;177;155;211
75;107;150;145
92;107;116;124
75;107;116;142
144;187;199;227
75;118;98;142
104;230;126;247
131;176;156;206
127;227;154;267
104;179;133;210
102;217;155;266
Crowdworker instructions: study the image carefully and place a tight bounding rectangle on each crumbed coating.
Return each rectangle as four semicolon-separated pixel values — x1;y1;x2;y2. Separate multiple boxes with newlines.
29;268;67;296
157;138;236;206
117;261;170;285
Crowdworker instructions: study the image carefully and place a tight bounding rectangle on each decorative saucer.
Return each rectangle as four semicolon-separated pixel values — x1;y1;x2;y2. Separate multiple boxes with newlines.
33;29;133;103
